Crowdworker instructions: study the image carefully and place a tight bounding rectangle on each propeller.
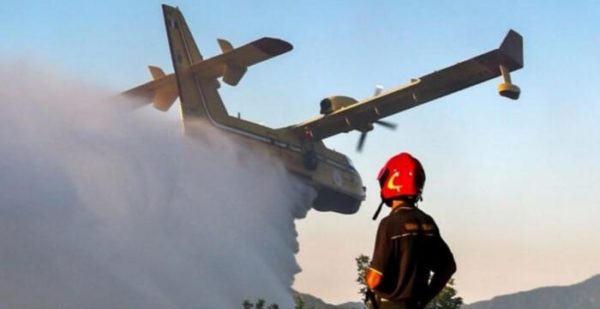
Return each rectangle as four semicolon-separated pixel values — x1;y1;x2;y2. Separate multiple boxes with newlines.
357;130;369;152
355;86;397;152
374;120;397;129
356;120;397;152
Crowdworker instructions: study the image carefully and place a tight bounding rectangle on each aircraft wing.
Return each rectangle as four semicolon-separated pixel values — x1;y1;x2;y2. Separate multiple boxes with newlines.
292;30;524;141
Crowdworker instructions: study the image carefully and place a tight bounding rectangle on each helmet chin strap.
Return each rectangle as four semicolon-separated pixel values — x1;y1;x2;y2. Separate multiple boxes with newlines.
372;200;385;220
372;196;423;220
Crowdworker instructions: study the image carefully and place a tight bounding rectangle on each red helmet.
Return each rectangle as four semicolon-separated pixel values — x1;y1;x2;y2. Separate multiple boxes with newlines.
377;152;426;201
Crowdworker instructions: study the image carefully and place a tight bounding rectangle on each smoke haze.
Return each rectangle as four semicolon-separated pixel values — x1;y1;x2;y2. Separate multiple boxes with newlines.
0;60;314;308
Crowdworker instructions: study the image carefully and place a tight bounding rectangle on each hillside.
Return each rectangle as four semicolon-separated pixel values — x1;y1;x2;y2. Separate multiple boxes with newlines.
463;274;600;309
296;274;599;308
295;292;364;309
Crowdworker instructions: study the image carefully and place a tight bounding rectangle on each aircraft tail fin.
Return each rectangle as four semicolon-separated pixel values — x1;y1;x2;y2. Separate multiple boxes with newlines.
162;4;228;121
121;5;292;119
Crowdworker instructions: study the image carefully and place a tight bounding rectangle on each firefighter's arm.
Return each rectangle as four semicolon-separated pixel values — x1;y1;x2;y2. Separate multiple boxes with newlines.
368;220;389;290
365;268;383;289
423;237;457;304
424;258;456;303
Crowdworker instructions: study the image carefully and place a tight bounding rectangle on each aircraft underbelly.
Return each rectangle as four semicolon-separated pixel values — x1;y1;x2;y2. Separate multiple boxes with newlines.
313;186;362;214
209;125;365;214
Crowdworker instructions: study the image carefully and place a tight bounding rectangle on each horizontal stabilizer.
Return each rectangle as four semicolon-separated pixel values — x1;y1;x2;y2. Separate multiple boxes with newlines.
189;37;293;86
120;66;177;111
120;37;292;109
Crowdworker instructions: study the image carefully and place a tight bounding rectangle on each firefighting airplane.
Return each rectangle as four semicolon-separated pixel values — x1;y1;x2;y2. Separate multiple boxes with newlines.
122;5;523;214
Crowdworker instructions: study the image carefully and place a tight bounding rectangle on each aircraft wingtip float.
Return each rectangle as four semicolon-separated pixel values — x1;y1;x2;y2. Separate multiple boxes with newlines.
121;4;524;214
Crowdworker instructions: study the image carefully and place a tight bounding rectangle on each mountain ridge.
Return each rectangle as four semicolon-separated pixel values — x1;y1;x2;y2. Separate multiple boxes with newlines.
295;274;599;309
463;274;599;309
294;292;364;309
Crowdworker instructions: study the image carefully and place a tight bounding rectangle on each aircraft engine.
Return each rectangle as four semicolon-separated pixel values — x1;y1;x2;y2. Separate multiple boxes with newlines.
320;96;358;115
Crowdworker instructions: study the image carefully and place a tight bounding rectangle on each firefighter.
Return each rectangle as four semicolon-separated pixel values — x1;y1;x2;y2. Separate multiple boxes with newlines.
365;152;456;309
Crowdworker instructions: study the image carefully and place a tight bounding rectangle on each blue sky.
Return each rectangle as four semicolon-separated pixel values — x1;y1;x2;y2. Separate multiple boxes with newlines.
3;0;600;304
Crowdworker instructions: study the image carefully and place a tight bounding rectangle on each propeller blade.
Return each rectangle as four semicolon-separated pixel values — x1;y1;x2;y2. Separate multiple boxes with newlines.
374;120;397;130
357;132;368;152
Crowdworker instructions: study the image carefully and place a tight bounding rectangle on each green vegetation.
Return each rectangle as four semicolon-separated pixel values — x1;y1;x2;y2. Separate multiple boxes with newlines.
241;296;308;309
425;279;463;309
242;299;279;309
355;254;371;302
294;294;305;309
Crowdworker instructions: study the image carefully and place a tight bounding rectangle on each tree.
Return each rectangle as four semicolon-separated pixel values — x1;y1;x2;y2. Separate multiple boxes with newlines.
355;254;371;302
356;254;463;308
294;294;305;309
425;279;463;309
243;300;253;309
241;299;279;309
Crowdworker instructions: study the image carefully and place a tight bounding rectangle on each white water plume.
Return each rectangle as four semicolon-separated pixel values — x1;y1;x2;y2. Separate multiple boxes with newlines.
0;59;314;308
